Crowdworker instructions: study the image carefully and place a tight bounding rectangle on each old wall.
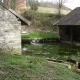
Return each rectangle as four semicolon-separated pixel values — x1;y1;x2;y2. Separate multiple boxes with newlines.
0;5;21;55
16;0;27;9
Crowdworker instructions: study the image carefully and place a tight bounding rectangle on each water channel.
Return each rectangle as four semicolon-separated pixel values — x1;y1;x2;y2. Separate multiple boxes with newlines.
22;42;80;60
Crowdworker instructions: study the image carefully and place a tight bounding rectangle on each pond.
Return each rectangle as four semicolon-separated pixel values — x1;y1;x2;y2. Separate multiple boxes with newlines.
22;42;80;60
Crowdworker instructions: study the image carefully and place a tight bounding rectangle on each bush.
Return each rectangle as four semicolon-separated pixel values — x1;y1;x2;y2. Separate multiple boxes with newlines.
22;10;63;32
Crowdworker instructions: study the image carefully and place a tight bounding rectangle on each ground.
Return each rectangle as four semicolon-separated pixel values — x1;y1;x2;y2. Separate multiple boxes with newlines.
0;54;80;80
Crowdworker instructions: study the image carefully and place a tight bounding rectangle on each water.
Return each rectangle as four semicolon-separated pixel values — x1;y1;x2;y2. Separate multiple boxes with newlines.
22;42;80;60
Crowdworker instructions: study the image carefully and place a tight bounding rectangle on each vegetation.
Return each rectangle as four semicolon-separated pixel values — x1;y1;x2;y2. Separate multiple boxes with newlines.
54;0;69;16
22;2;70;34
26;0;70;14
22;10;61;33
9;0;17;9
27;0;39;11
3;0;27;10
37;7;70;14
23;10;60;20
2;0;17;9
0;54;80;80
22;32;58;38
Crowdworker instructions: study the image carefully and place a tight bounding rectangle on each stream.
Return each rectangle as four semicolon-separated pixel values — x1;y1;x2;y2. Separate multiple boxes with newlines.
22;42;80;60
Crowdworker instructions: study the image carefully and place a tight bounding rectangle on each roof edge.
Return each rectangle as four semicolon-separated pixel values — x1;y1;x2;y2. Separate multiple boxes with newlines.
0;1;31;25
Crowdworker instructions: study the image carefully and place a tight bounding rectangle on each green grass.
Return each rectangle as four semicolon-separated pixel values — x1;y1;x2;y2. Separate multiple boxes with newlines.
22;32;58;38
0;54;80;80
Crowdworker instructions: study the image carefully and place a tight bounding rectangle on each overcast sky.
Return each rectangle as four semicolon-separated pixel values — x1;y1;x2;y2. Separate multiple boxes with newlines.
38;0;80;9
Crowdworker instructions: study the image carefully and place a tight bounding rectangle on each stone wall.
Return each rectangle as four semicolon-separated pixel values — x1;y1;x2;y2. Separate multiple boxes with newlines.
0;5;21;55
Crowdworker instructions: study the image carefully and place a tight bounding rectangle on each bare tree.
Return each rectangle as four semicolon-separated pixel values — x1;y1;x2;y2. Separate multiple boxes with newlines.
56;0;68;16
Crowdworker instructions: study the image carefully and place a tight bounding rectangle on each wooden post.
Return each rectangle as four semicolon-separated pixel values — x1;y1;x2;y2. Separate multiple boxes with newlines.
58;27;60;38
70;27;73;43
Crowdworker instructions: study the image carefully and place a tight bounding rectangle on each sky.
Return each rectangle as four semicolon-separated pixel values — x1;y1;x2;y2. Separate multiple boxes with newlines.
38;0;80;10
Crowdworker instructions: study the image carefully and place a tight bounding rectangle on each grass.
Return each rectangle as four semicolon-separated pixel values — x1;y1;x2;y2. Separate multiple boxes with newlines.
21;32;58;38
37;7;58;14
27;7;70;15
0;54;80;80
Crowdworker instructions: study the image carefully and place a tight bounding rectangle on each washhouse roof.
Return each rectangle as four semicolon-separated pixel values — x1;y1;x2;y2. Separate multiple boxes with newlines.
54;7;80;26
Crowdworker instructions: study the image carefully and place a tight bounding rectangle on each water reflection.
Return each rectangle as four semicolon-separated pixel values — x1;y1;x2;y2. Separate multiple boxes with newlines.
31;42;43;46
22;43;80;60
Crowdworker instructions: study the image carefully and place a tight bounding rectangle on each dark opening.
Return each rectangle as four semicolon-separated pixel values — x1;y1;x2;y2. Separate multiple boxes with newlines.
65;27;70;35
78;63;80;69
73;27;78;41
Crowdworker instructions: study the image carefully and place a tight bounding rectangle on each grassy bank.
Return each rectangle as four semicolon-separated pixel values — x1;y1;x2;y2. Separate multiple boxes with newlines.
22;10;61;33
27;7;70;15
0;54;80;80
21;32;58;38
22;8;70;35
37;7;70;15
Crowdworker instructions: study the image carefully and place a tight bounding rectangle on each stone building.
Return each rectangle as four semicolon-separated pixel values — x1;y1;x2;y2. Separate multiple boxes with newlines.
54;7;80;43
0;2;30;55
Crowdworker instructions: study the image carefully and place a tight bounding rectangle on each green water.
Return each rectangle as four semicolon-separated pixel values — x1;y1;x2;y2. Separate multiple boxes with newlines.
22;43;80;60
